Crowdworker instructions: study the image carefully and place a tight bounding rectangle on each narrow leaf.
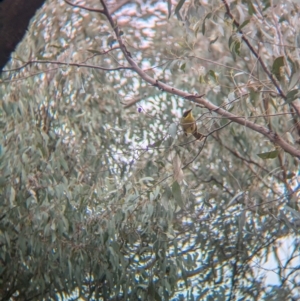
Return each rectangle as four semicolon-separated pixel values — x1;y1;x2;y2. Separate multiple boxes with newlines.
107;36;117;48
271;56;285;75
180;62;186;72
237;19;250;31
288;71;300;90
209;36;219;45
150;138;164;148
257;150;279;159
202;13;212;35
247;1;256;15
172;181;184;208
167;0;172;19
173;154;184;183
262;0;271;11
286;89;300;104
87;49;103;55
174;0;186;19
284;205;300;220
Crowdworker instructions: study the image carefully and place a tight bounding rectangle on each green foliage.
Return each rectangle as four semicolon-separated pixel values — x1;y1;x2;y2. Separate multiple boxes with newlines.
257;150;279;159
272;56;285;81
1;0;300;300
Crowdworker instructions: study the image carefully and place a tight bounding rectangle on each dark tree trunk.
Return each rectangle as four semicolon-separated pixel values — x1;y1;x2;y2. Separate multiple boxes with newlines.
0;0;46;73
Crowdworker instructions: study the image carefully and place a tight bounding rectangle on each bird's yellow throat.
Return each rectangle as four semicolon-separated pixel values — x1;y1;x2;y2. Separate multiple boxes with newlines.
181;109;204;140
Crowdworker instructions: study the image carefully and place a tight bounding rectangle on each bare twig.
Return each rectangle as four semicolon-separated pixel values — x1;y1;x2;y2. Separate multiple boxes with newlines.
9;59;132;72
64;0;104;13
122;95;144;108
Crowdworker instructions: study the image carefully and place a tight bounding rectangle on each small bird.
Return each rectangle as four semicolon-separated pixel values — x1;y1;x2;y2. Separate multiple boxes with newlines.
181;109;204;140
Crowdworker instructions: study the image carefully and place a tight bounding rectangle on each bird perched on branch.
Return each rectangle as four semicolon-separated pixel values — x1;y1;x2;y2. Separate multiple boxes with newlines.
181;109;204;140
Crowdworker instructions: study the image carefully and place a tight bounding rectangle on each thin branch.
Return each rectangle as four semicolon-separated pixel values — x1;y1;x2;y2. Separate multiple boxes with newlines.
201;176;234;196
122;95;144;108
2;59;133;82
81;46;121;63
2;66;60;83
2;47;121;74
188;55;277;94
188;96;299;158
64;0;104;13
209;112;296;119
2;59;132;83
28;59;132;71
206;120;232;135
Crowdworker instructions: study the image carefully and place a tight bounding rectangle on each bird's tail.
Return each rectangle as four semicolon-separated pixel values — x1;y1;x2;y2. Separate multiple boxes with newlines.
193;125;204;140
193;131;204;140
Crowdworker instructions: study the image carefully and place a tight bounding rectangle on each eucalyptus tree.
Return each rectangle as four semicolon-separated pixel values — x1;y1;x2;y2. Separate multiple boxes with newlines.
1;0;300;300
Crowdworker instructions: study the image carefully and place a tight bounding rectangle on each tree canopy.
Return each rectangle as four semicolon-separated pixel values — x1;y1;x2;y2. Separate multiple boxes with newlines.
1;0;300;300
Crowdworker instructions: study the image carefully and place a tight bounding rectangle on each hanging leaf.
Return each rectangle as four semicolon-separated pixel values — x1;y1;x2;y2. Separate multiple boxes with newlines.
249;87;261;106
172;181;184;208
107;36;117;48
286;89;300;104
257;150;279;159
202;13;212;35
173;154;184;183
228;35;241;61
205;70;218;84
180;62;186;72
288;70;300;90
150;138;164;148
174;0;186;20
262;0;271;11
284;205;300;219
237;19;250;31
271;56;285;78
247;1;256;15
209;36;219;45
167;0;172;19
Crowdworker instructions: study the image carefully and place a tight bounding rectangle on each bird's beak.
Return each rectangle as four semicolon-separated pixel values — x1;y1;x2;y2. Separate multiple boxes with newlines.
183;109;193;117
